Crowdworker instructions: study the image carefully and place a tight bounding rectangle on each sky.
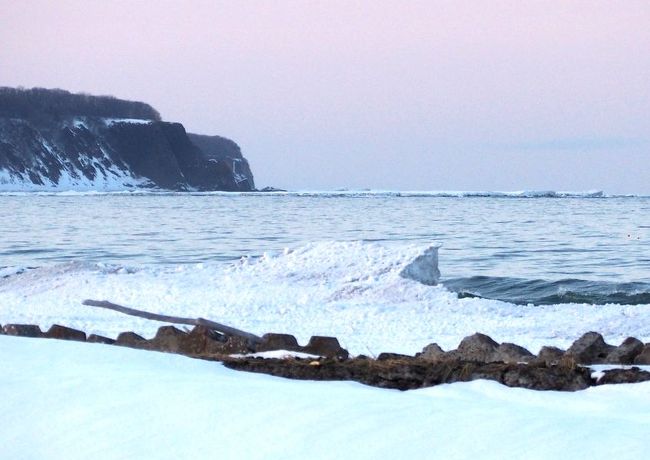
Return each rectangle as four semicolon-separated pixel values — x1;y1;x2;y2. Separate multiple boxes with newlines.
1;0;649;193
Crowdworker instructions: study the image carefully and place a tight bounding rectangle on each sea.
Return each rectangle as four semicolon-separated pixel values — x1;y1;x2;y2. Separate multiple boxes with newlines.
1;191;649;354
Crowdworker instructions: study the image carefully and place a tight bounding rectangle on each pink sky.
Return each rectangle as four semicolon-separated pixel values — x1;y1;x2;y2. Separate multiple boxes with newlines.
2;1;649;192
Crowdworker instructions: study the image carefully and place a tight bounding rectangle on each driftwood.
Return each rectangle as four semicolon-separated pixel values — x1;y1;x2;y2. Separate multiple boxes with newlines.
82;299;262;344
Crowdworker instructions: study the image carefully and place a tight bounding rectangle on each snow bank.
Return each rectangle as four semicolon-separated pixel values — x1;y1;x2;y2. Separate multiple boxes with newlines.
1;335;648;459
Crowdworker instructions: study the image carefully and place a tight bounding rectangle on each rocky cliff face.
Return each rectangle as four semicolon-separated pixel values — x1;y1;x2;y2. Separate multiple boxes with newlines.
0;88;255;191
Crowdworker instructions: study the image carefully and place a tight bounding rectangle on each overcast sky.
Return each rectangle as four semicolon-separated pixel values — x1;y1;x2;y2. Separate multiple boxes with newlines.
2;1;649;192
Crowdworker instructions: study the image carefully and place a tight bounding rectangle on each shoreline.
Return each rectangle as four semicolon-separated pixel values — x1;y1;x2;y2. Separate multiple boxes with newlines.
3;321;649;392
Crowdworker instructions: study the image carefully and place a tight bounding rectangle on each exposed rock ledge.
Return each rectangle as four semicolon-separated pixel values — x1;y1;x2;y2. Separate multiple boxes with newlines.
2;323;649;392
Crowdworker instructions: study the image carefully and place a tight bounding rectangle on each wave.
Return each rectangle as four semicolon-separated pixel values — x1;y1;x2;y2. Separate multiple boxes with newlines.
285;190;612;198
1;242;650;354
1;189;644;198
443;276;650;306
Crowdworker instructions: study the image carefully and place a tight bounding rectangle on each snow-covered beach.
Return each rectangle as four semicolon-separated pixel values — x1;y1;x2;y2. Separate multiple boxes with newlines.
2;193;649;458
3;334;650;460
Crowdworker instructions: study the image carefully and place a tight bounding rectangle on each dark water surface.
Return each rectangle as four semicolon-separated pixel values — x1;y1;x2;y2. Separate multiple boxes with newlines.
2;193;649;304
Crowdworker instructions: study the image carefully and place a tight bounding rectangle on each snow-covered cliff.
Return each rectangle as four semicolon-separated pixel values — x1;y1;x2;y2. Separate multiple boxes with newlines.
0;87;255;191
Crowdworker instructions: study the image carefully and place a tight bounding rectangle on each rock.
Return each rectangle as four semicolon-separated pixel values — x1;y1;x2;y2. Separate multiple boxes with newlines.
566;332;615;364
224;358;592;392
606;337;644;364
115;331;148;348
493;343;534;363
399;246;440;286
178;326;226;355
2;324;43;338
536;346;565;365
377;353;413;361
417;343;446;361
178;326;254;356
449;333;499;362
87;334;116;345
44;324;86;342
148;326;188;353
303;336;349;359
633;344;650;365
596;367;650;385
500;363;591;391
256;333;301;352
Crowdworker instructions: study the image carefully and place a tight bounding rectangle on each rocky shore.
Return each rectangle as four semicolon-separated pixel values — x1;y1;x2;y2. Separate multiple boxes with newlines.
2;322;649;392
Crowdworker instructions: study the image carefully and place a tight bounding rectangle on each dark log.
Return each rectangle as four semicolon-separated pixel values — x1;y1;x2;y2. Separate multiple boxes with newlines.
82;299;262;344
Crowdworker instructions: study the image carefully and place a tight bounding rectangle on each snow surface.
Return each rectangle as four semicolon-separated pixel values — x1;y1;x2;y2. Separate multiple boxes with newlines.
0;135;149;193
0;117;152;192
1;335;649;460
103;117;153;126
229;349;322;359
1;242;649;355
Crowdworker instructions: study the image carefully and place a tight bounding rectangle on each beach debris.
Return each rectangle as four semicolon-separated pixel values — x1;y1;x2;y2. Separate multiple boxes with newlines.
82;299;263;345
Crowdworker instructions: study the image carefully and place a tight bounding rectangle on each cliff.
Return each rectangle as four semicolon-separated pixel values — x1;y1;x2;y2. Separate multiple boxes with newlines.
0;87;255;191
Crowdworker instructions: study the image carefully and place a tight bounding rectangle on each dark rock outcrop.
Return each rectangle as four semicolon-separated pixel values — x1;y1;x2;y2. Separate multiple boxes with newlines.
0;87;255;191
4;322;650;391
44;324;86;342
377;352;413;361
2;324;43;337
448;333;499;362
417;343;446;361
256;333;301;353
303;336;349;359
536;346;565;365
565;332;615;364
115;331;148;348
606;337;644;364
223;357;593;392
177;325;254;356
493;343;534;363
634;344;650;365
147;326;188;353
87;334;116;345
187;133;255;191
596;368;650;385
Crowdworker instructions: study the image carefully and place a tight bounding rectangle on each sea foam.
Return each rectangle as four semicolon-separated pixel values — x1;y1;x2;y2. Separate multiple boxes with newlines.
1;241;649;355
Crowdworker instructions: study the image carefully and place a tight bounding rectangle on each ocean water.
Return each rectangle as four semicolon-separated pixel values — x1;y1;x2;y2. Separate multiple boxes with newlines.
1;192;649;354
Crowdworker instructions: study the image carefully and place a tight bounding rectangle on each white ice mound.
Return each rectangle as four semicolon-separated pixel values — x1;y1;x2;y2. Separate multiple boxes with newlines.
399;245;441;286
